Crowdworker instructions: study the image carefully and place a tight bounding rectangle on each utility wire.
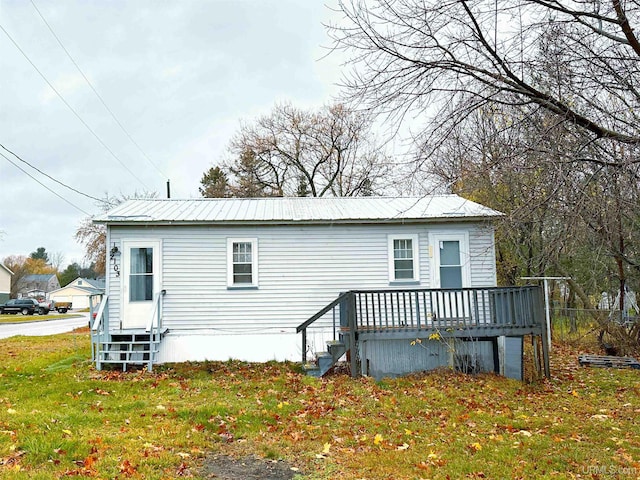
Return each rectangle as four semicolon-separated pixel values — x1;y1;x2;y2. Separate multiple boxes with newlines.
30;0;168;180
0;143;106;204
0;151;91;215
0;22;151;191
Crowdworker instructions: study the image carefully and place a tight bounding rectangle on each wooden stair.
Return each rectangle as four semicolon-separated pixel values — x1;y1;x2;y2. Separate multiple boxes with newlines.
95;329;167;371
304;336;349;377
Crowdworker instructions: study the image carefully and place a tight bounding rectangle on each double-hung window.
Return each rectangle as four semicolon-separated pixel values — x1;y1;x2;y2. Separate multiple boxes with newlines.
388;234;420;283
227;238;258;288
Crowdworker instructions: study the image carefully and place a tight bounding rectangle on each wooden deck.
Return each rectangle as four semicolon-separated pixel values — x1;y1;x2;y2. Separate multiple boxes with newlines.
297;286;550;379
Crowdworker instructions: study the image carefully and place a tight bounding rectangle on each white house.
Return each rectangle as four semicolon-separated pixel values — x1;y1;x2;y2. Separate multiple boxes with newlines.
0;264;13;303
49;277;105;309
92;196;519;369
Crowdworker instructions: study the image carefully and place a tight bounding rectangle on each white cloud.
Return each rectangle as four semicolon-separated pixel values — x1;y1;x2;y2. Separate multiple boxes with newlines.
38;72;87;104
0;0;346;266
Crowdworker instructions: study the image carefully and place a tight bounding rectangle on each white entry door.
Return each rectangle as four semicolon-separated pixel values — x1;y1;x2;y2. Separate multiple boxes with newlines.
431;232;471;321
122;241;160;329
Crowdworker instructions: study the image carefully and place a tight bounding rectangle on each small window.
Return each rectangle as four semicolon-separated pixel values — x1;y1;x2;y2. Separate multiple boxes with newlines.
129;247;154;301
227;238;258;288
388;234;419;282
439;240;463;288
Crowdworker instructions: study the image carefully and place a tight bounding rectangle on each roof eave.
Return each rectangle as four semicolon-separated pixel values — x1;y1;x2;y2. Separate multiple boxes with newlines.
97;215;502;227
0;264;14;276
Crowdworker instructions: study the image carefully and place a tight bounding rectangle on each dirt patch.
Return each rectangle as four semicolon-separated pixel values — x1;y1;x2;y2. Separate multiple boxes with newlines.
200;454;301;479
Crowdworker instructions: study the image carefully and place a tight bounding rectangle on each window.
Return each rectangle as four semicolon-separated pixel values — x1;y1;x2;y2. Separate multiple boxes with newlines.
430;232;470;289
227;238;258;287
439;240;463;288
129;247;153;301
388;234;420;282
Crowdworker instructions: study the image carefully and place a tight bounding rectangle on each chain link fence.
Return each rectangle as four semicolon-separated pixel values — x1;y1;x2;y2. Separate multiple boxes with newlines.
550;306;639;350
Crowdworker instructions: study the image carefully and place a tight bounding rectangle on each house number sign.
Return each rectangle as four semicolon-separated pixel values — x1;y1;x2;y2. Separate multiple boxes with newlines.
110;244;121;277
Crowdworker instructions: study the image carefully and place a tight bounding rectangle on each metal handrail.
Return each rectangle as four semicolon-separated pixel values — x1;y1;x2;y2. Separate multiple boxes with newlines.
89;294;108;370
145;290;166;372
90;294;108;331
146;289;166;332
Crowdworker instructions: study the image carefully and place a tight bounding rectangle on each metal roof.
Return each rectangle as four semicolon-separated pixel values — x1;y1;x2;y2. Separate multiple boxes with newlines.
94;196;502;225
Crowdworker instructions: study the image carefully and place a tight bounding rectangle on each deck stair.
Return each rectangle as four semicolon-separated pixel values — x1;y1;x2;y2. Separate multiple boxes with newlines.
95;328;168;371
304;337;349;377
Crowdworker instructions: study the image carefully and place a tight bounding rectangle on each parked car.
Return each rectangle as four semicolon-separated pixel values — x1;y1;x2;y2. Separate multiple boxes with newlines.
0;298;41;315
38;300;55;315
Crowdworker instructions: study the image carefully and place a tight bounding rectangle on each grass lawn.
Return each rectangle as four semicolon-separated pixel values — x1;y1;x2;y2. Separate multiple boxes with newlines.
0;313;82;324
0;331;638;479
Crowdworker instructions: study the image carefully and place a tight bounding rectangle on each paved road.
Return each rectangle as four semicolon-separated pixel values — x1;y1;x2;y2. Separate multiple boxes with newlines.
0;313;90;340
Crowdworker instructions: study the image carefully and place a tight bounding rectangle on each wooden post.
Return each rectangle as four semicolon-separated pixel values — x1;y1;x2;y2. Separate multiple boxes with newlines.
540;331;551;378
532;335;541;379
302;330;307;364
348;292;359;378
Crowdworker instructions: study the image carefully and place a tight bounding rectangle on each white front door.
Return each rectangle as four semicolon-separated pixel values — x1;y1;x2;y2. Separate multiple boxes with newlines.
431;232;471;321
122;241;160;329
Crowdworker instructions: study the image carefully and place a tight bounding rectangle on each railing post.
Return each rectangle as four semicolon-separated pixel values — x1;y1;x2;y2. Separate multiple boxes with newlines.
89;295;96;364
348;292;359;378
537;286;551;378
302;330;307;364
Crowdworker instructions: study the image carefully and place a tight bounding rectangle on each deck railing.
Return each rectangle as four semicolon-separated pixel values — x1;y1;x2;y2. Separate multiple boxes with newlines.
296;286;546;373
352;286;544;332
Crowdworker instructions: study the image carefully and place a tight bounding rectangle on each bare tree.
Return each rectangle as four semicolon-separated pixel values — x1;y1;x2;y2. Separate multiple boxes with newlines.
222;103;391;197
75;192;157;275
330;0;640;150
48;251;65;271
331;0;640;352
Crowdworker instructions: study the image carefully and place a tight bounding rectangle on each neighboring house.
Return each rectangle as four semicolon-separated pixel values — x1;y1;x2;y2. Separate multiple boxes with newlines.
49;277;106;310
0;264;13;303
17;274;60;299
91;196;548;379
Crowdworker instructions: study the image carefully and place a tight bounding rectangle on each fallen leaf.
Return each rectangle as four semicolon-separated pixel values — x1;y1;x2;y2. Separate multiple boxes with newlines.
468;442;482;452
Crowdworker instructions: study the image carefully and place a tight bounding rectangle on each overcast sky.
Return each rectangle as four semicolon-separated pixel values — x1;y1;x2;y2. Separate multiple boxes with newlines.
0;0;345;268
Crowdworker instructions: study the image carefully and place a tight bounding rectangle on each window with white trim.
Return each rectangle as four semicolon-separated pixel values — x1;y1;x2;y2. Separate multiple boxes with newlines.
388;234;420;282
227;238;258;287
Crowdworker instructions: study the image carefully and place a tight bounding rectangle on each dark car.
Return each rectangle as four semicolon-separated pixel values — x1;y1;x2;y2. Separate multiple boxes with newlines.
0;298;40;315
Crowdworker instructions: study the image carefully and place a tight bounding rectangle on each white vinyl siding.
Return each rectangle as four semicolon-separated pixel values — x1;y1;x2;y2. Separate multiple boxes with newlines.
469;225;498;286
388;234;420;283
106;222;495;335
227;238;258;288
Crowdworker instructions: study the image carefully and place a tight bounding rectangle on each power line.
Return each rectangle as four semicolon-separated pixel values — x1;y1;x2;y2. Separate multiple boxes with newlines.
0;143;106;204
29;0;168;180
0;151;91;215
0;22;151;191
